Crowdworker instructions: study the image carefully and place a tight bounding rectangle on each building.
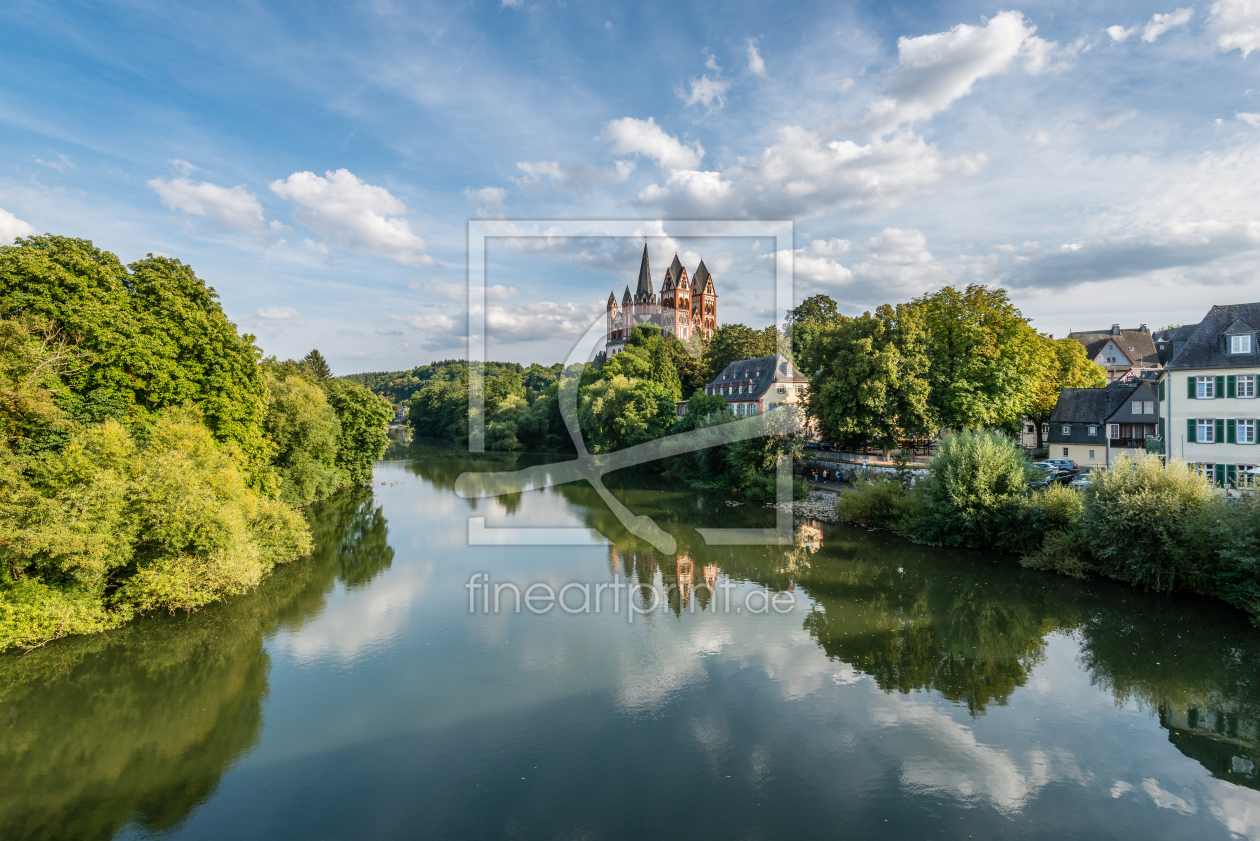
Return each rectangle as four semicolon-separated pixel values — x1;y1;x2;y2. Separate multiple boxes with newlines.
690;354;810;416
1068;323;1162;382
1160;303;1260;485
605;245;718;358
1047;380;1159;471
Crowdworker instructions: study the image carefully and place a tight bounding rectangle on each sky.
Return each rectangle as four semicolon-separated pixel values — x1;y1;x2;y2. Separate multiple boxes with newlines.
3;1;1260;373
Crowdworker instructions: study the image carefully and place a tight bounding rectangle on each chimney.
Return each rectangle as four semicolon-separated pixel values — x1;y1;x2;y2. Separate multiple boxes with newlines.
1111;323;1121;335
1139;323;1148;332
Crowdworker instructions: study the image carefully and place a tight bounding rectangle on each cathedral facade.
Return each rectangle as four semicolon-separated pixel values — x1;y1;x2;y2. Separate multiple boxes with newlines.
605;245;718;357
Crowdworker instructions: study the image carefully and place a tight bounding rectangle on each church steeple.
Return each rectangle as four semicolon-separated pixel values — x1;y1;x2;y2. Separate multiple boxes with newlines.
635;243;653;300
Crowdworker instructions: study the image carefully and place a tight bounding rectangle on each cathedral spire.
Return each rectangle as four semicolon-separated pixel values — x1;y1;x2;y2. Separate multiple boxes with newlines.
635;243;653;298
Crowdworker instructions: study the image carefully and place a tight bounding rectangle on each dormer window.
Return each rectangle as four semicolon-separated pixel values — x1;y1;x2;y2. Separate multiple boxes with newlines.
1232;334;1254;354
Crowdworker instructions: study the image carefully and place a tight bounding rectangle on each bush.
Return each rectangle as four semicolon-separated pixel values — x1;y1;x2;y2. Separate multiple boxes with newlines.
1020;529;1095;579
836;478;926;534
0;410;312;650
1080;454;1214;592
919;430;1032;547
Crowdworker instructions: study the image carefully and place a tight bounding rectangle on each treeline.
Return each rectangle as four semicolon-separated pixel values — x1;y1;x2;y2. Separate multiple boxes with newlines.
0;235;392;651
790;286;1106;452
839;431;1260;622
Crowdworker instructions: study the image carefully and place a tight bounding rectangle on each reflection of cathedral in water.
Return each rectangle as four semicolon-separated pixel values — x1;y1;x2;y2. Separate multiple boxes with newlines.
1161;701;1260;788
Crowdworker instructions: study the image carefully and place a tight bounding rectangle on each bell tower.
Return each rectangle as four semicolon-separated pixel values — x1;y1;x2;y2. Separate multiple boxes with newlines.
690;259;717;340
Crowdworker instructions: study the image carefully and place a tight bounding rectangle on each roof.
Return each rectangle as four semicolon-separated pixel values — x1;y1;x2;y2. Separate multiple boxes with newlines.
705;354;808;401
691;259;712;294
1050;385;1135;423
1166;303;1260;370
666;253;683;286
1067;327;1160;368
635;244;653;298
607;291;616;305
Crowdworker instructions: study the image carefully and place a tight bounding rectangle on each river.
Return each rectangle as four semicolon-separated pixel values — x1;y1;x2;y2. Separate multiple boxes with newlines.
4;443;1260;839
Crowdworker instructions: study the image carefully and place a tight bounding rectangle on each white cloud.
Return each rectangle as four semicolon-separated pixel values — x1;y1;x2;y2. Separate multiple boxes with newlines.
865;11;1065;136
168;158;198;175
486;300;605;343
512;160;634;192
1238;111;1260;126
705;54;721;73
746;38;766;75
773;229;948;303
679;74;731;112
637;126;983;218
1092;107;1138;128
465;186;506;208
1107;25;1135;42
149;176;278;236
1207;0;1260;55
0;207;35;243
502;0;523;7
600;117;704;170
255;306;298;319
269;169;432;266
1142;8;1194;42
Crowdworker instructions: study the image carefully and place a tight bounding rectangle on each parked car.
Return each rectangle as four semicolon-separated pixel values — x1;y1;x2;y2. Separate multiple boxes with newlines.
1068;473;1092;489
1042;458;1079;475
1029;465;1074;488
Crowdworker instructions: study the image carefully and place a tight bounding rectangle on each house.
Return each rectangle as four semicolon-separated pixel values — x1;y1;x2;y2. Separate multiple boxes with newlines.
1068;323;1162;382
680;354;810;417
1047;380;1159;471
1160;303;1260;486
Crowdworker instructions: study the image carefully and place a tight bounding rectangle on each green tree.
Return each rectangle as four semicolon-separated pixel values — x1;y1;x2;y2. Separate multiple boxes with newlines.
920;429;1033;547
784;294;843;368
320;378;392;485
913;285;1049;431
262;366;345;505
1026;336;1107;447
0;237;270;470
702;323;781;382
302;349;332;379
485;368;525;409
578;375;677;453
809;304;934;454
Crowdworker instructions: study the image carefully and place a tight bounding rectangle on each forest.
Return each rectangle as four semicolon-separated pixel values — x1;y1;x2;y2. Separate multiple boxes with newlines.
0;235;392;651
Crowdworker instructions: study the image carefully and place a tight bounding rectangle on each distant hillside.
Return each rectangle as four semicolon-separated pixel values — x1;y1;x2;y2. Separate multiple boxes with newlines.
343;360;563;404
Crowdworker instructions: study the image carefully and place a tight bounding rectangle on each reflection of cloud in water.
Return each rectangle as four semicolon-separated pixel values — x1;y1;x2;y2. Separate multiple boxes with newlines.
270;563;434;664
1110;780;1134;798
1207;780;1260;840
690;714;732;774
1142;778;1198;815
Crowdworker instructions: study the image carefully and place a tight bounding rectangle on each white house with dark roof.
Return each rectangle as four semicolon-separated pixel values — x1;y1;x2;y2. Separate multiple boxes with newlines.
1160;303;1260;486
1068;323;1162;382
689;354;810;416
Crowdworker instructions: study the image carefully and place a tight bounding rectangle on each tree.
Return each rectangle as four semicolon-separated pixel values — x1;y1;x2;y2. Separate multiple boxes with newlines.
809;304;934;454
1027;336;1107;447
702;323;781;382
578;375;677;453
0;237;270;471
785;295;845;373
262;366;344;505
302;349;332;379
320;379;392;484
913;285;1049;431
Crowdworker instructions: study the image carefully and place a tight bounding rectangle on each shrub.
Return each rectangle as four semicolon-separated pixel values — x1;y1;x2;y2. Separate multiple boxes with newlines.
1020;529;1095;579
919;430;1032;547
836;477;927;535
1079;454;1214;592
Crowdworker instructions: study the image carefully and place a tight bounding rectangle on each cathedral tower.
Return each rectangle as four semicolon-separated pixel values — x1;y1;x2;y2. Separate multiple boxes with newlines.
690;258;717;340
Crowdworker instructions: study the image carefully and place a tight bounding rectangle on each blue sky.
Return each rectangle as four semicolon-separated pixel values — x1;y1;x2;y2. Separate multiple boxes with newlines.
3;1;1260;372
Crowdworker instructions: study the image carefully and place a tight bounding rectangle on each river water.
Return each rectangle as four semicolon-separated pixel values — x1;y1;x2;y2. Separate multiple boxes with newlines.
4;444;1260;840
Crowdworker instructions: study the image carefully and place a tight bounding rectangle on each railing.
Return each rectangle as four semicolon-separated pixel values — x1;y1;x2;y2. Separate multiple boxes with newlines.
1109;438;1147;449
1145;440;1165;455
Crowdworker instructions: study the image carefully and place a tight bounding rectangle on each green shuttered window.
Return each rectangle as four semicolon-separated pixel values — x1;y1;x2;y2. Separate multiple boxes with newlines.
1228;418;1237;443
1217;418;1226;443
1188;418;1197;442
1189;376;1197;399
1217;375;1227;398
1229;375;1237;398
1159;379;1165;401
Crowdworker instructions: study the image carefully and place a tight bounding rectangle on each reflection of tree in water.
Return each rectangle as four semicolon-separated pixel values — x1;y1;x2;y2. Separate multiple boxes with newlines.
1076;600;1260;790
0;489;394;841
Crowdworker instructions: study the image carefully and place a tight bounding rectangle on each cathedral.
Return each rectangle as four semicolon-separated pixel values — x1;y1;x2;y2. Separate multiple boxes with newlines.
604;245;718;358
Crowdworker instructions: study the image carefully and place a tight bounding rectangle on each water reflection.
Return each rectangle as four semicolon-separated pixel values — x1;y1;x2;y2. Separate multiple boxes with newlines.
0;489;393;841
402;442;1260;784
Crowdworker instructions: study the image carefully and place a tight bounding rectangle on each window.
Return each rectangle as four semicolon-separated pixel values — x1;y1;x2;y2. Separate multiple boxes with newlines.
1062;448;1069;457
1198;376;1216;399
1144;400;1155;414
1106;356;1117;363
1233;334;1253;354
1196;463;1216;480
777;384;786;393
1198;418;1216;443
1241;375;1257;398
1131;401;1142;414
1087;425;1097;435
768;403;776;412
1041;424;1049;435
1241;419;1257;445
795;384;804;394
738;385;745;394
1027;424;1035;433
1089;449;1096;460
1060;425;1070;435
1109;424;1120;439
